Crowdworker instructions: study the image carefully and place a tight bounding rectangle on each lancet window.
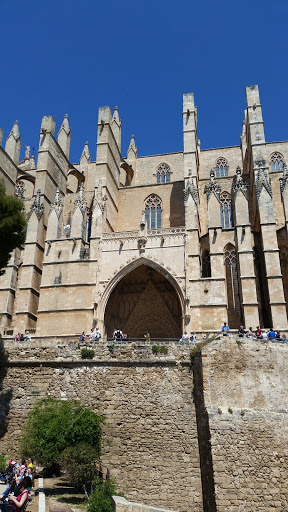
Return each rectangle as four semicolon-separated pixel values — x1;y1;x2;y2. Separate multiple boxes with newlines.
145;194;162;229
224;244;242;328
201;250;211;278
270;152;284;172
220;192;234;229
156;163;170;184
215;157;228;177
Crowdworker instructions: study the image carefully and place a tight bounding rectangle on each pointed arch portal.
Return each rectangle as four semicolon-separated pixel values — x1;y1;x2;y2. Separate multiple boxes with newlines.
104;264;183;339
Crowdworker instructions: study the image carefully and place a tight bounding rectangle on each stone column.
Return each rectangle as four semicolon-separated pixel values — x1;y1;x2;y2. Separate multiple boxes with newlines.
233;166;260;328
246;85;287;329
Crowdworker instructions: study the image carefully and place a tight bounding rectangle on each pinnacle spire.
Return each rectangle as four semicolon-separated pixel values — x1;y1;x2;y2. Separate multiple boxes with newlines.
5;120;21;163
80;141;91;172
58;114;71;159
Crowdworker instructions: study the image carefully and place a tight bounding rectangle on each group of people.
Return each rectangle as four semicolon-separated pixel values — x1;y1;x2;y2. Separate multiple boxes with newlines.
221;323;287;341
0;458;34;512
79;328;101;342
13;332;31;342
113;329;128;341
180;332;197;342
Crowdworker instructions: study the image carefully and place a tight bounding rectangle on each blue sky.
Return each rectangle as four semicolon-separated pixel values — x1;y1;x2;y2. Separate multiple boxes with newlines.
0;0;287;164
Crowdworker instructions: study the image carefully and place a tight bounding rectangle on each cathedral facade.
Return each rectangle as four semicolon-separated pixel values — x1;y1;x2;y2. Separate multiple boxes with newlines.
0;85;288;338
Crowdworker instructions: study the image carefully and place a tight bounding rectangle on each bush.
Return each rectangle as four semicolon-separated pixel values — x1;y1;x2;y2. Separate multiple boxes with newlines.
87;477;123;512
152;345;159;355
159;345;168;354
81;348;95;359
60;443;99;495
0;454;6;470
108;344;115;354
20;397;104;467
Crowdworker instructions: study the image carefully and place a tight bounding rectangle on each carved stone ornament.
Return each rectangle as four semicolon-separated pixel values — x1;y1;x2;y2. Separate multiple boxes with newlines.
280;164;288;195
254;158;272;199
14;181;25;198
232;166;249;200
28;189;44;220
204;169;221;202
74;183;87;214
184;177;198;206
49;187;64;218
92;180;107;214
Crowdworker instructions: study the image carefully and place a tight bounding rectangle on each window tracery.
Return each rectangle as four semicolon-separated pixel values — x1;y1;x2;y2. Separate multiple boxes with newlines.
156;163;170;184
220;192;234;229
145;194;162;229
215;157;228;178
270;152;284;172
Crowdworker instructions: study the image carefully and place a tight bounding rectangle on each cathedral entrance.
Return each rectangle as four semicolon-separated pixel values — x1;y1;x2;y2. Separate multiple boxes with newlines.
104;264;182;340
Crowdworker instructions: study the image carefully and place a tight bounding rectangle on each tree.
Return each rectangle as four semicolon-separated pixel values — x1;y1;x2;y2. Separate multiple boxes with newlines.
20;397;104;468
0;180;26;275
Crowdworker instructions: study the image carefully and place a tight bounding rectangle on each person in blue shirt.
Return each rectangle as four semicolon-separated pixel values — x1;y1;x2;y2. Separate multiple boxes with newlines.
221;322;230;336
267;328;276;340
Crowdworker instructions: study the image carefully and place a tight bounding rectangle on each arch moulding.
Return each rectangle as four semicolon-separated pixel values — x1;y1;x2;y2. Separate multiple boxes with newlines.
97;256;185;325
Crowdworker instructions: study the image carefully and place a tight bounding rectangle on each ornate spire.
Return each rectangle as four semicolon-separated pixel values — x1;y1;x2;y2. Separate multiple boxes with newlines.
232;166;249;200
49;187;64;218
5;120;21;163
280;163;288;195
74;183;87;214
254;158;272;199
80;141;91;172
92;179;107;214
28;189;44;220
57;114;71;158
184;171;198;206
204;169;221;202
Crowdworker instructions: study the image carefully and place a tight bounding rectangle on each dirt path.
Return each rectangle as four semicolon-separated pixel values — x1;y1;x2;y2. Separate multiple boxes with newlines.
44;477;85;512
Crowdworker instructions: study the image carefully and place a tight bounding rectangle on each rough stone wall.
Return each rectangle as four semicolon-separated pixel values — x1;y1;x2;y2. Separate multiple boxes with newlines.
0;341;202;512
201;337;288;512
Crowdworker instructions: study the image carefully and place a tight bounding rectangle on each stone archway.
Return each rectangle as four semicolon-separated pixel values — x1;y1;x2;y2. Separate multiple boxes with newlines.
104;264;183;340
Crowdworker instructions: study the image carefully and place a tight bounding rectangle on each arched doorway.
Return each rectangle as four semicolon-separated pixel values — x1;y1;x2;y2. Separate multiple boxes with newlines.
104;264;183;339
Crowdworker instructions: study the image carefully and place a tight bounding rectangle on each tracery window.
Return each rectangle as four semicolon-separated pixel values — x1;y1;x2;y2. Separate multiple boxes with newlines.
156;163;170;184
224;243;242;328
270;152;284;172
145;194;162;229
220;192;234;229
215;157;228;178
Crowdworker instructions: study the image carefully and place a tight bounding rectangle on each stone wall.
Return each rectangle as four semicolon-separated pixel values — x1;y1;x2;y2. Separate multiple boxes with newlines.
200;337;288;512
1;337;288;512
0;340;202;512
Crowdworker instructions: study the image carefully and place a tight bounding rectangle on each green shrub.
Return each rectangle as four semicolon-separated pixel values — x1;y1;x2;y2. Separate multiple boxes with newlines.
0;454;6;470
228;407;233;414
81;348;95;359
159;345;168;354
87;477;123;512
20;397;104;467
152;345;159;355
108;344;115;354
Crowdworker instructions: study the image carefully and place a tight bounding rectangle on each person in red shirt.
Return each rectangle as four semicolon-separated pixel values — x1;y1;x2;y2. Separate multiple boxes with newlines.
0;478;30;512
255;326;262;339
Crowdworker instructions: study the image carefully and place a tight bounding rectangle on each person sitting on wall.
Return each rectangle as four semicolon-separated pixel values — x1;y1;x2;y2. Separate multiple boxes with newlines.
262;329;268;340
113;328;123;341
79;332;86;342
94;328;101;341
245;327;253;338
190;332;197;341
19;334;24;342
255;326;262;339
122;333;128;341
267;328;276;341
281;333;287;342
180;332;189;342
276;331;281;340
238;325;246;337
221;322;230;336
25;332;31;342
14;334;20;342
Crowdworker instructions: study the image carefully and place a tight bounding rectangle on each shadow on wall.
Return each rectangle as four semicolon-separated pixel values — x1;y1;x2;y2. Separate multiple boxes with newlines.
170;182;185;227
0;337;12;441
